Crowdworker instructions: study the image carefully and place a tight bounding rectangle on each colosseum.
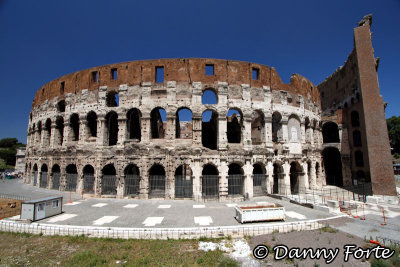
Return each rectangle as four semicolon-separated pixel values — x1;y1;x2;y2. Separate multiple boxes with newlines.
24;15;397;201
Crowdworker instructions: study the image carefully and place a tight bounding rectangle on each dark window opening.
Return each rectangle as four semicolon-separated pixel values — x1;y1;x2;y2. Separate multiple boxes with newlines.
205;64;214;76
322;147;343;186
252;68;259;80
355;151;364;167
60;82;65;94
91;71;98;83
106;112;118;146
45;119;51;145
56;117;64;145
70;113;80;141
202;110;218;150
290;162;302;194
87;111;97;138
176;108;193;139
156;66;164;83
228;163;244;196
351;111;360;127
251;110;265;144
37;121;42;139
353;130;361;147
227;109;242;143
272;112;282;143
150;108;166;139
106;91;119;107
127;108;141;141
111;68;117;80
322;122;340;143
202;89;218;104
57;100;66;113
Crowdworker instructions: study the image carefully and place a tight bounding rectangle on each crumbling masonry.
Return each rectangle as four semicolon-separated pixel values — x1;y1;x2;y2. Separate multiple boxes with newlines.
24;15;397;201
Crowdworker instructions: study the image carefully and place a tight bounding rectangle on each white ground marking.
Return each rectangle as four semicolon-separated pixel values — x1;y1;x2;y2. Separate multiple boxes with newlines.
142;217;164;226
93;216;119;225
193;205;206;209
64;201;81;206
194;216;213;226
157;205;171;209
123;204;138;209
92;203;108;207
226;204;237;207
48;214;77;223
256;202;271;205
285;211;307;220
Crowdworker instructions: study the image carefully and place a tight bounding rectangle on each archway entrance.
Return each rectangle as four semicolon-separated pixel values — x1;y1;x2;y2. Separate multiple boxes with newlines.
125;165;140;196
228;163;244;196
51;165;60;190
102;164;117;195
149;164;165;198
273;163;283;194
40;164;48;188
175;165;193;198
66;164;78;192
83;165;95;194
253;163;266;196
202;164;219;198
322;147;343;187
290;162;303;194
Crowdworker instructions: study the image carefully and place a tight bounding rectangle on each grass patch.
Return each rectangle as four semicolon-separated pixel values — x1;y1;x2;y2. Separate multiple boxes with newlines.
320;226;338;233
370;245;400;267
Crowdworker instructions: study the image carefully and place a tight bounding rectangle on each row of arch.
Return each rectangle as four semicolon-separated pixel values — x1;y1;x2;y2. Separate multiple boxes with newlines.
27;160;319;198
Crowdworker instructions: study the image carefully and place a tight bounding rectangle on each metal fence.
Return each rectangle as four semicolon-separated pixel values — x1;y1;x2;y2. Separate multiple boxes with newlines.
0;219;327;240
202;175;219;198
125;175;140;196
253;174;266;196
175;176;193;198
102;175;117;195
83;173;95;194
149;175;165;198
228;175;244;196
66;173;77;192
40;172;48;188
0;194;31;201
52;172;60;190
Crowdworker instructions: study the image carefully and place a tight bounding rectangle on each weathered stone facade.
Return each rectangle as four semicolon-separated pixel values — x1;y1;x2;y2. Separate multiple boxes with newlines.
24;15;396;200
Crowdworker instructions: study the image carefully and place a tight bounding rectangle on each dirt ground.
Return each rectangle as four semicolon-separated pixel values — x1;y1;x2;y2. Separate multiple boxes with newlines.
250;218;374;266
0;198;22;219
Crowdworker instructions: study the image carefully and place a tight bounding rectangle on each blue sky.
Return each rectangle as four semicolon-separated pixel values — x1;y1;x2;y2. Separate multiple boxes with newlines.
0;0;399;144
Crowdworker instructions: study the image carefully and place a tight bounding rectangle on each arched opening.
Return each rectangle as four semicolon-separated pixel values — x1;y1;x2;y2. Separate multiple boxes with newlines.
228;163;244;196
227;109;242;144
290;162;302;194
202;110;218;150
322;122;340;143
57;100;66;113
272;112;282;143
307;161;312;188
273;163;283;194
288;115;301;142
37;121;42;145
356;170;367;184
149;164;165;198
40;164;48;188
56;117;64;146
253;163;266;196
355;151;364;167
175;164;193;198
70;113;80;141
106;91;119;107
32;164;38;186
351;111;360;127
202;164;219;198
51;164;61;190
353;130;361;147
127;109;141;141
125;164;140;196
102;164;117;195
66;164;78;191
251;110;265;145
322;147;343;186
87;111;97;138
106;111;118;146
45;119;52;146
150;108;166;139
202;89;218;104
305;117;311;143
83;165;95;194
315;162;320;183
176;108;193;139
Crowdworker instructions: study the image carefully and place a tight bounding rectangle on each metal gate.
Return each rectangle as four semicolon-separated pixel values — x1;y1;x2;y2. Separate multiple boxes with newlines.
228;175;244;196
149;175;165;198
253;174;266;196
33;171;37;186
66;173;77;192
125;175;140;196
273;173;285;194
175;176;193;198
52;172;60;190
102;175;117;195
83;173;95;194
202;175;219;198
40;172;48;188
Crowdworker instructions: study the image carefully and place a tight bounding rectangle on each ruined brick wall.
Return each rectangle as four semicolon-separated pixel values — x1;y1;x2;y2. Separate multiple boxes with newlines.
318;15;396;196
